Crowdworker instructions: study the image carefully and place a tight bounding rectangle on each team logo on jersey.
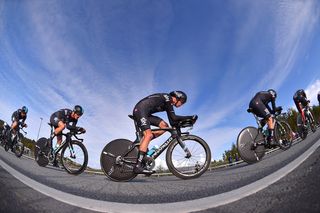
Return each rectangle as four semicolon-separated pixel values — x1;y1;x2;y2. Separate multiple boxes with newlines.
264;108;270;115
164;94;170;101
140;117;147;126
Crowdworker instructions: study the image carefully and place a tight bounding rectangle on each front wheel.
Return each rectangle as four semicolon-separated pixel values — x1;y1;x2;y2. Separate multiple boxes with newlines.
275;121;293;150
60;140;88;175
166;135;211;180
100;139;138;182
34;137;50;167
237;126;265;164
308;113;316;133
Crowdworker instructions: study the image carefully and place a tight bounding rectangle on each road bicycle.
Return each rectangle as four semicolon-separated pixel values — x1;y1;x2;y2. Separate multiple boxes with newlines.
34;123;88;175
100;115;211;182
1;123;26;158
297;105;316;140
237;108;293;164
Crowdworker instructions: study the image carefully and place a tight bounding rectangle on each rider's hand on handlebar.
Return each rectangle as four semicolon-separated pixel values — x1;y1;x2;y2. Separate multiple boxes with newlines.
22;123;27;128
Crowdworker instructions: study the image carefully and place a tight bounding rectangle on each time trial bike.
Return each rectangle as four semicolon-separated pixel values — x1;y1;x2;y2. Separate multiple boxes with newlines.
100;115;211;181
237;107;293;164
2;122;25;158
297;105;316;140
35;123;88;175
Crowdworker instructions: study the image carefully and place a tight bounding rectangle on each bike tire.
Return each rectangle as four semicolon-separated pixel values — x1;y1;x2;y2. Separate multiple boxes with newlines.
34;137;50;167
308;114;317;133
297;114;307;140
60;140;88;175
100;139;138;182
275;121;293;150
237;126;265;164
166;135;211;180
14;141;24;158
4;143;9;152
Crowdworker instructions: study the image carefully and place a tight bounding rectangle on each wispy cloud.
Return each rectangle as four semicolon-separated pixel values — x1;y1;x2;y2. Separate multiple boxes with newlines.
305;79;320;106
10;1;174;167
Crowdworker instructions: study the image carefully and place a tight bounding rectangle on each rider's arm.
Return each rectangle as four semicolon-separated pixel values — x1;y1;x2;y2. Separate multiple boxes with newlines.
165;104;193;126
65;120;78;131
270;98;277;113
21;116;27;126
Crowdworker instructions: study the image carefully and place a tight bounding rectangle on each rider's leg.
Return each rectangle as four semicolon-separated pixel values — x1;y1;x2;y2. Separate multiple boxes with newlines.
10;121;18;136
299;103;306;125
134;129;154;174
152;121;169;138
54;121;65;146
139;129;153;152
267;116;275;145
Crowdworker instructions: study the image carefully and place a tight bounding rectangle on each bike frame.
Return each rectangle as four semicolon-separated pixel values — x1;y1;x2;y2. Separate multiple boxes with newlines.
120;117;192;164
249;112;284;146
48;126;83;162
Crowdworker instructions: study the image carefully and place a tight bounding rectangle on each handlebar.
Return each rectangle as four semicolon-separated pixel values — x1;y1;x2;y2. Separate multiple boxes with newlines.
65;130;85;142
150;119;195;134
176;119;195;128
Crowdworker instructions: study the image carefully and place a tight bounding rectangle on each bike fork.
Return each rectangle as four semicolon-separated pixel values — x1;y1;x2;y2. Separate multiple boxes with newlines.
177;137;191;158
68;143;76;159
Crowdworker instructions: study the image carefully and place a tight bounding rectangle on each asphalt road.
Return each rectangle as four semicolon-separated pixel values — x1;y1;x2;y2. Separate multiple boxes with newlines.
0;129;320;212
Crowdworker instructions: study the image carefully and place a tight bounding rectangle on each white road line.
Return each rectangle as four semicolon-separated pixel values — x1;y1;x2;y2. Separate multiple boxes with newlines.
0;138;319;213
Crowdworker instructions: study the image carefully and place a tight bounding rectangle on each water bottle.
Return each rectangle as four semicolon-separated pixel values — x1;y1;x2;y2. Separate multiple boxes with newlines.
147;145;159;157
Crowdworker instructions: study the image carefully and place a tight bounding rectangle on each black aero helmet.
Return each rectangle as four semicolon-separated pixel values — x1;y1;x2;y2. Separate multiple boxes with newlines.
73;105;84;115
169;91;187;104
268;89;277;98
21;106;28;114
298;89;306;97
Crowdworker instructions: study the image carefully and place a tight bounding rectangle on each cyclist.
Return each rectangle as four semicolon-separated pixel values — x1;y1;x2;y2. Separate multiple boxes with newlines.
49;105;86;166
293;89;310;127
249;89;282;146
132;91;197;174
9;106;28;148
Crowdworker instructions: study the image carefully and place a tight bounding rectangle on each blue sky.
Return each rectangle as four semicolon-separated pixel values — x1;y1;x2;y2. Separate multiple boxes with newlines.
1;0;320;168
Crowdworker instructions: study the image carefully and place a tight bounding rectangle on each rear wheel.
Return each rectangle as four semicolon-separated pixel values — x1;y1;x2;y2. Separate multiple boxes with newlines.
34;137;50;167
275;121;293;150
100;139;138;182
166;135;211;179
60;140;88;175
237;126;265;164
